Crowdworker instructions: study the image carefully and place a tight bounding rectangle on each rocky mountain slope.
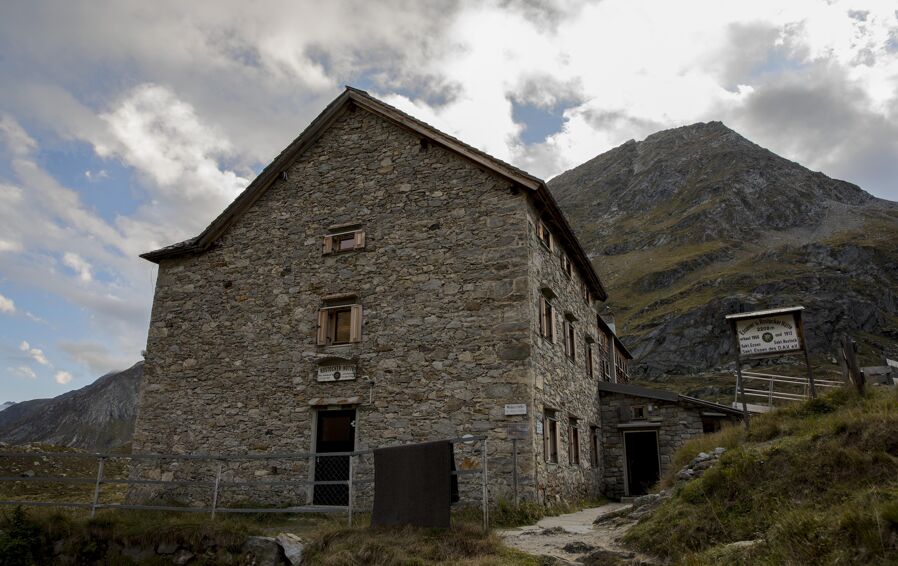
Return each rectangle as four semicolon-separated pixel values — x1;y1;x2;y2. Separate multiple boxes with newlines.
0;362;142;450
548;122;898;378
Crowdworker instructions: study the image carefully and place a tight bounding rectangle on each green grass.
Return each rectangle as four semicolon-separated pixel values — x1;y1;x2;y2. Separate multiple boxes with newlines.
623;388;898;565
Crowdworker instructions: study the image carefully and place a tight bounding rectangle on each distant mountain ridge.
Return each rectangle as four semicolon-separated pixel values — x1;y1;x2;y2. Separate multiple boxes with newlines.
0;362;142;450
548;121;898;377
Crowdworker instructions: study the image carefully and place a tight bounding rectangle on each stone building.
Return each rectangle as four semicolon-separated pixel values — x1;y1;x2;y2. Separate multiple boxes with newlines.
598;381;742;498
133;87;729;506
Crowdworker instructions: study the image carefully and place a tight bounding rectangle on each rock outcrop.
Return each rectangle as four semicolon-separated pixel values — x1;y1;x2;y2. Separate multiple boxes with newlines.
548;122;898;378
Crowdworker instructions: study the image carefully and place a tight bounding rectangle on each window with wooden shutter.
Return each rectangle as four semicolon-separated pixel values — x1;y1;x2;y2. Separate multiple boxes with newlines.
537;220;552;251
544;409;559;463
563;314;576;361
585;339;594;378
318;298;363;345
538;296;555;342
323;226;365;255
568;417;580;465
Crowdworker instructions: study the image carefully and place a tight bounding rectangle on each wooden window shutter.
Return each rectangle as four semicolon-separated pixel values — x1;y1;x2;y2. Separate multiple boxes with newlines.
538;297;546;336
551;310;558;343
354;231;366;249
349;304;363;342
316;309;328;345
323;235;333;255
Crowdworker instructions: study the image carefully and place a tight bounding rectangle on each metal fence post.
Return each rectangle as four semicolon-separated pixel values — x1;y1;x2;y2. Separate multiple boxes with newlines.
90;457;105;518
348;453;355;527
511;438;518;508
211;460;223;520
481;439;489;532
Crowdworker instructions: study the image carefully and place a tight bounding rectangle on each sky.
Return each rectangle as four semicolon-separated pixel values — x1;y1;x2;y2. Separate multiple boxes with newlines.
0;0;897;402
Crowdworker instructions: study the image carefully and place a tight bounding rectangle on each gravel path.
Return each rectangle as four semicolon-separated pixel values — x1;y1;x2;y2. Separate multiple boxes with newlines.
499;502;657;565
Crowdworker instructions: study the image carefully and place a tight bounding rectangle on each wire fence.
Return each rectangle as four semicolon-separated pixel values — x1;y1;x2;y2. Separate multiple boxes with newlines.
0;435;489;529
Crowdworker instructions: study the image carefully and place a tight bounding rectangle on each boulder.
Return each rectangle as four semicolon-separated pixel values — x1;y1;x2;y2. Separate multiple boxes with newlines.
242;536;282;566
276;533;304;565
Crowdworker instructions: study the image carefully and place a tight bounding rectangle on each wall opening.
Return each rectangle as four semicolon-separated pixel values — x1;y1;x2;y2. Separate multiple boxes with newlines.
623;430;660;496
313;408;356;505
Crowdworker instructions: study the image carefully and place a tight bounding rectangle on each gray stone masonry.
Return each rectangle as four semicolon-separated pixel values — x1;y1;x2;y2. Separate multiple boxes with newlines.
598;390;737;499
131;104;577;505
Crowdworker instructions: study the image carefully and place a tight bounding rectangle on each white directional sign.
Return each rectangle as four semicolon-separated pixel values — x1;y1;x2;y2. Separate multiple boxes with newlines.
504;403;527;416
735;313;802;356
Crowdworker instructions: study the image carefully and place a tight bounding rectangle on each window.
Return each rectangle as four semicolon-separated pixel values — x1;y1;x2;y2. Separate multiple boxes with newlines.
568;417;580;465
585;337;594;378
632;405;646;420
538;293;555;342
590;426;600;468
560;253;573;278
580;281;592;305
323;227;365;254
537;220;552;251
317;299;362;345
563;315;576;361
544;409;559;463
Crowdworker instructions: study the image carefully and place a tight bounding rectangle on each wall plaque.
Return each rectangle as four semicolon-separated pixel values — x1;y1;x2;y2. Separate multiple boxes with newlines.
504;403;527;416
317;363;356;382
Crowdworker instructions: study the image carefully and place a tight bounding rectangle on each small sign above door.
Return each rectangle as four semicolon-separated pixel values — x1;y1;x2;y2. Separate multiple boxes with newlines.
317;363;357;382
504;403;527;416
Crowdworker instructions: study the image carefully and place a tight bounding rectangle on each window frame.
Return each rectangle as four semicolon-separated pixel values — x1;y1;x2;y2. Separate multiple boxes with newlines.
560;253;573;279
568;417;580;466
544;409;559;464
323;228;365;255
537;220;553;251
317;302;363;346
563;315;576;362
538;294;556;342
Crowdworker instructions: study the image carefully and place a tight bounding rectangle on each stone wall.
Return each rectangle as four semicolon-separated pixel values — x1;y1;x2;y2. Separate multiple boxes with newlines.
598;391;731;499
132;104;537;504
526;203;605;503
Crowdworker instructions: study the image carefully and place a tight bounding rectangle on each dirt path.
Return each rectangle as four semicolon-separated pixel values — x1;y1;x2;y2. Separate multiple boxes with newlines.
499;503;656;565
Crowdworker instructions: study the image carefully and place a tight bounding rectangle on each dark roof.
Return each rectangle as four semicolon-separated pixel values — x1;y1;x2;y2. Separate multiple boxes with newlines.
597;381;744;416
140;87;607;301
725;306;804;320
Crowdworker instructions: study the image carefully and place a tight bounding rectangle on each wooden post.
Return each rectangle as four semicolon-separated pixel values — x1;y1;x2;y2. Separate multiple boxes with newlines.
211;461;223;520
90;457;105;519
729;320;751;430
842;334;865;395
735;357;750;430
797;313;817;398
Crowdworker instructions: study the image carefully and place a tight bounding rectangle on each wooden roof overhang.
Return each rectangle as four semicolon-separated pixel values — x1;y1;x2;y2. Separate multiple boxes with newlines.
140;87;607;301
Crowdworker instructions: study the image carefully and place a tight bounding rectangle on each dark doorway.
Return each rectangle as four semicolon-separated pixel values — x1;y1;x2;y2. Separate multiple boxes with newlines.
313;409;355;506
624;431;660;496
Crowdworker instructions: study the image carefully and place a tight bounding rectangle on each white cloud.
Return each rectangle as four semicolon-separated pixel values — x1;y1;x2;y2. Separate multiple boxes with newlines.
84;169;108;181
54;370;73;384
19;340;50;366
58;340;134;376
0;293;14;314
0;240;23;253
63;252;93;282
10;366;37;380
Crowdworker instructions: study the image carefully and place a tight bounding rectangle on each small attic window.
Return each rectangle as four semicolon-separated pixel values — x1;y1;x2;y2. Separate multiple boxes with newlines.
323;223;365;255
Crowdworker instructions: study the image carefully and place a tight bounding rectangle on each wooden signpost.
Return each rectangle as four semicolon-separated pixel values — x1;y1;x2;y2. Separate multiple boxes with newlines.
725;306;816;429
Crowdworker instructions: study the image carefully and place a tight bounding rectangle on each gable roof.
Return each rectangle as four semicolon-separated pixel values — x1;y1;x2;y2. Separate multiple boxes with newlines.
140;87;607;301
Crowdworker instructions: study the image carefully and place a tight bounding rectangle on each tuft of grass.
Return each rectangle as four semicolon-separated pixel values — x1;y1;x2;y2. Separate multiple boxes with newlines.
624;388;898;565
303;521;543;566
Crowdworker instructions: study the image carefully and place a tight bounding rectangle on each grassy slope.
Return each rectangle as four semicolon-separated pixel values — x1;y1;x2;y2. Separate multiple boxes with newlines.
623;387;898;565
